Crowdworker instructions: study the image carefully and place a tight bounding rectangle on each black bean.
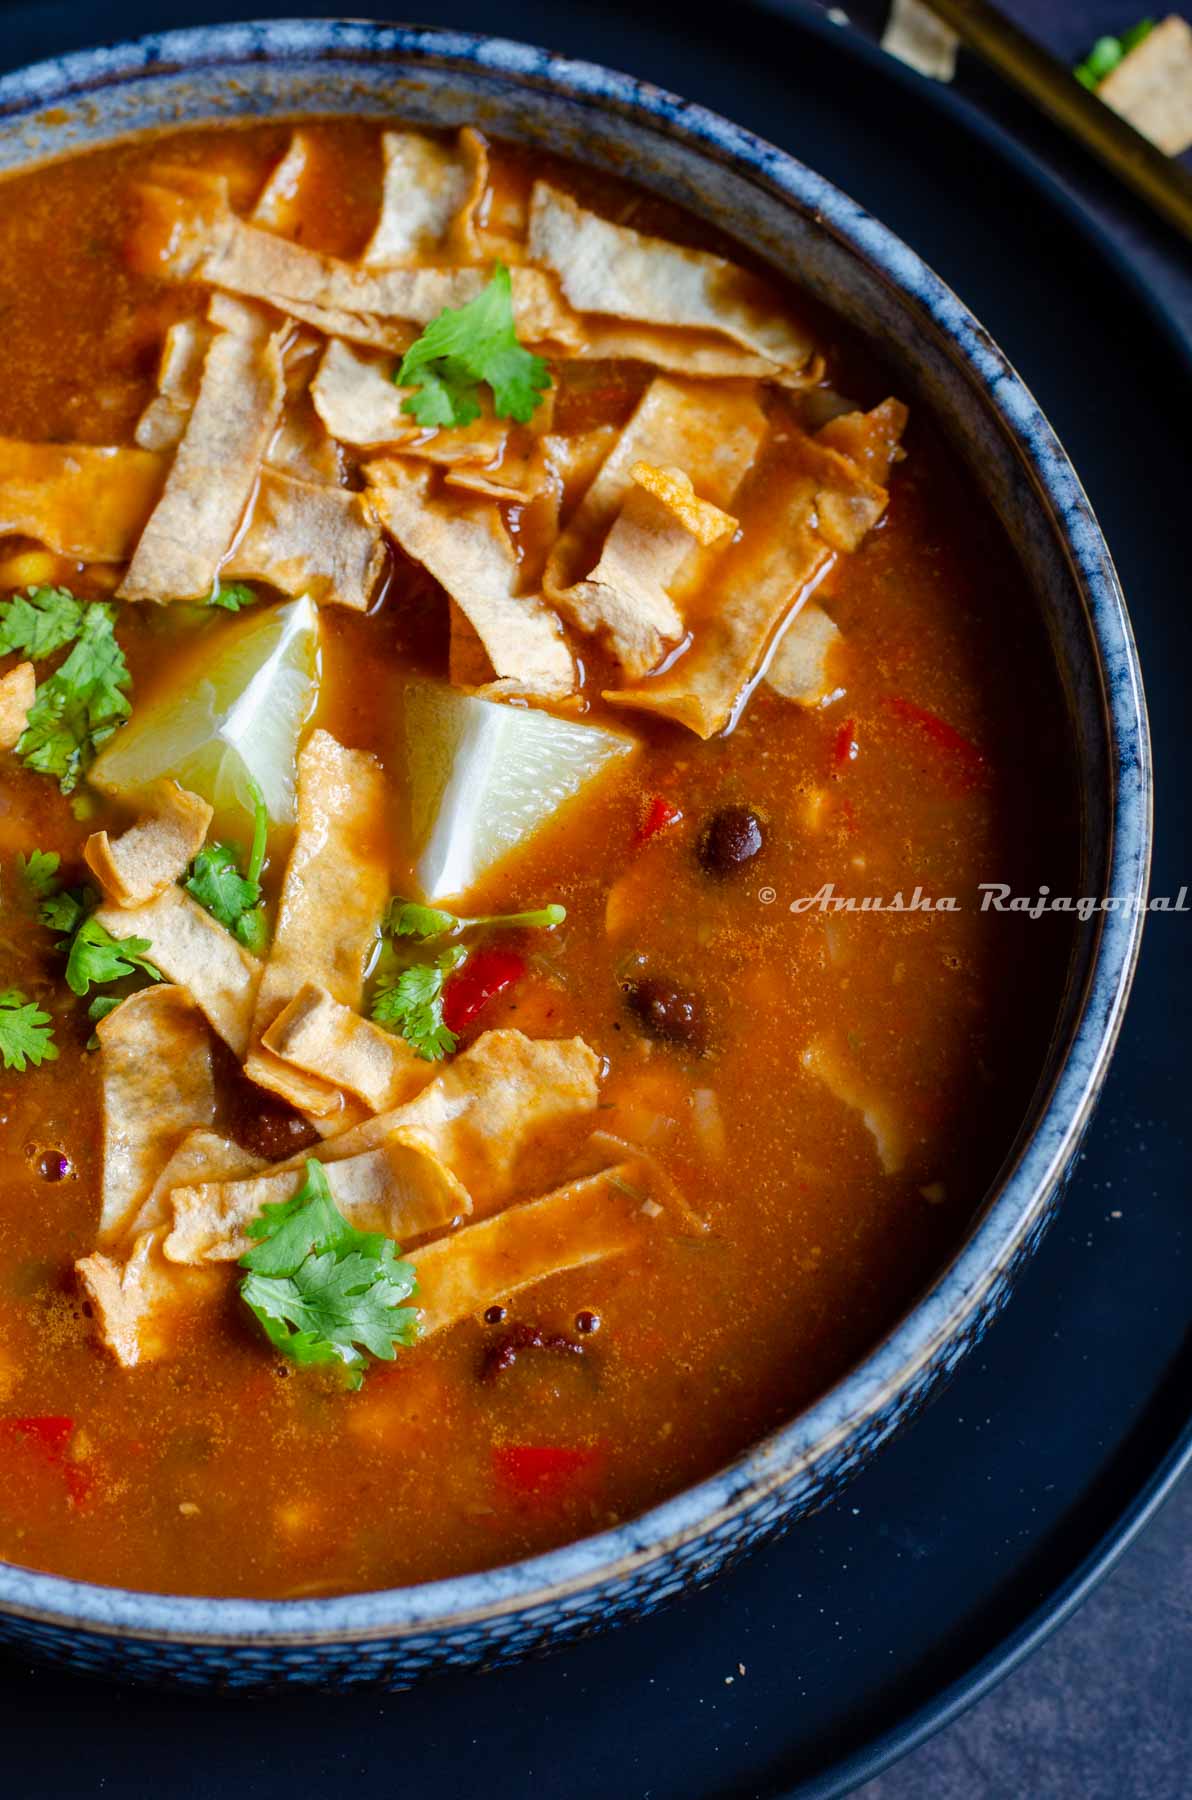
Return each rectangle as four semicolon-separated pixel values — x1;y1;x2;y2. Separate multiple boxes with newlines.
575;1310;601;1335
698;805;765;875
623;976;706;1050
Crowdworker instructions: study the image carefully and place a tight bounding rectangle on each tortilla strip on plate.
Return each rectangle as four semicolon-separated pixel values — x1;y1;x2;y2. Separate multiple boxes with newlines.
94;985;216;1245
0;438;165;562
365;459;575;698
363;127;488;265
165;1138;470;1266
84;779;213;909
544;376;766;598
528;182;817;374
243;730;388;1118
119;323;288;602
766;600;843;705
223;467;385;612
607;402;904;737
261;982;432;1114
290;1029;602;1206
0;661;34;749
559;460;738;678
93;887;262;1059
412;1159;663;1337
310;337;508;464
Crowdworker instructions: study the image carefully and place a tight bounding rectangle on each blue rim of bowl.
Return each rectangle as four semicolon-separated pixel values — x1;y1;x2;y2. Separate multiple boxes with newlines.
0;19;1152;1648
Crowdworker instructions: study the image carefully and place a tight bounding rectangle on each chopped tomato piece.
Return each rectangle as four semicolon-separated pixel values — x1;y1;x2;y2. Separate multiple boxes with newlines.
633;794;683;846
442;948;527;1035
883;697;988;790
493;1443;603;1500
1;1415;92;1506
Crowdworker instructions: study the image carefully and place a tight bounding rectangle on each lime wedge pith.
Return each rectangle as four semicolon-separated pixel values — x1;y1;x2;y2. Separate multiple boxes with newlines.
91;595;321;830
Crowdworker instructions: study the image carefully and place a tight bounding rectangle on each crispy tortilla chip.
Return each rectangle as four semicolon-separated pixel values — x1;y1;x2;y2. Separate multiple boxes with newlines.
243;730;388;1117
544;377;766;597
766;601;843;705
565;322;824;386
295;1030;602;1206
78;1231;223;1368
134;318;212;452
558;461;738;678
528;183;816;374
165;1138;469;1266
413;1160;661;1337
365;459;575;698
1099;15;1192;157
262;982;432;1114
96;985;215;1244
84;779;213;909
119;324;288;602
607;403;902;736
0;438;165;562
363;127;488;265
93;887;262;1058
131;1126;264;1238
801;1036;911;1175
0;660;34;750
223;468;384;612
252;127;317;234
310;337;509;465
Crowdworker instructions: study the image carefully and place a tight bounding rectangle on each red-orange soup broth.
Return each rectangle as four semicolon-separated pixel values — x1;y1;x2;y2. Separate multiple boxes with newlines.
0;121;1076;1597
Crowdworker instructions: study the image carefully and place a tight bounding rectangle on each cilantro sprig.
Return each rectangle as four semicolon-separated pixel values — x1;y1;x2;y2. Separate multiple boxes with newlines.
0;988;57;1071
371;943;466;1061
386;898;566;940
16;849;61;901
184;779;269;952
1074;18;1153;87
2;593;132;793
396;263;552;429
30;869;161;1003
205;581;259;613
239;1159;419;1387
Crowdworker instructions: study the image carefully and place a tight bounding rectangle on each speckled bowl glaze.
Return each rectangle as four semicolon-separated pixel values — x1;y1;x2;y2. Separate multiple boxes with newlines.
0;20;1151;1690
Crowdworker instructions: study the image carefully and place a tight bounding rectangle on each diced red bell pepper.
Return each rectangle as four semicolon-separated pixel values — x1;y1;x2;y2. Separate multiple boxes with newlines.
493;1443;603;1500
883;697;988;791
1;1415;92;1505
442;948;527;1035
633;794;683;846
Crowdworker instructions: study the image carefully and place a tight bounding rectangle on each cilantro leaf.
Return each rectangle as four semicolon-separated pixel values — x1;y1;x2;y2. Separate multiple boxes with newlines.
371;943;466;1061
85;992;123;1050
0;987;57;1071
384;896;566;940
1074;18;1153;86
0;587;84;659
239;1160;418;1385
184;779;268;951
39;884;92;936
16;602;131;793
396;263;551;429
16;849;61;900
61;918;161;998
206;581;259;613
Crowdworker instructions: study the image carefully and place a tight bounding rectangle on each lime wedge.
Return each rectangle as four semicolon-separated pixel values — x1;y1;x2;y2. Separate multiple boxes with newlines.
91;596;320;830
405;683;637;901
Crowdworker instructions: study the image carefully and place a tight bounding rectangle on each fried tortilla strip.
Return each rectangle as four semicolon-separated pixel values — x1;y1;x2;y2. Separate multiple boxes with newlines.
251;127;317;234
165;1138;469;1266
0;439;165;562
131;1126;265;1237
119;324;288;602
1098;14;1192;157
607;402;904;737
84;779;213;909
559;461;738;678
95;985;216;1244
208;285;413;357
93;887;262;1058
363;127;488;264
291;1030;602;1206
0;661;34;749
801;1036;912;1175
766;601;843;705
365;459;575;698
223;468;385;612
310;337;508;463
413;1160;663;1337
566;321;824;386
262;982;432;1114
134;318;212;452
544;376;766;597
528;182;816;374
243;730;388;1117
